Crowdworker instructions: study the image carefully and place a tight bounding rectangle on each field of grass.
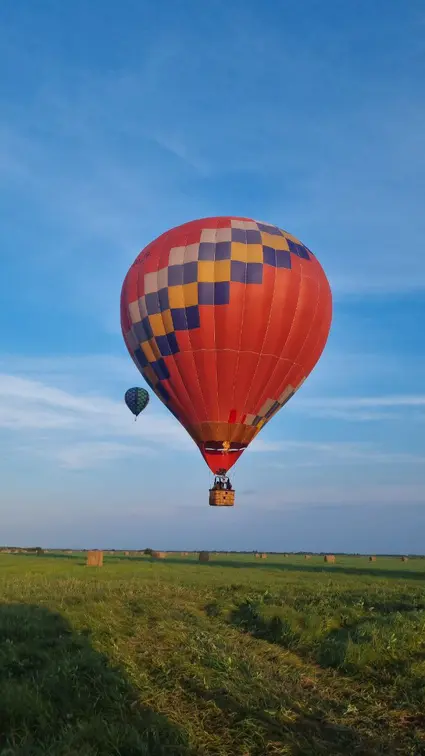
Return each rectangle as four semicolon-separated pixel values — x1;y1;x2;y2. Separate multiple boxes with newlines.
0;552;424;755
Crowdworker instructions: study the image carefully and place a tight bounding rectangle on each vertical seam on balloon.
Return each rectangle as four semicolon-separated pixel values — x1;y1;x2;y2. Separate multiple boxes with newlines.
250;254;304;425
297;279;332;382
161;234;204;428
290;272;321;388
181;233;209;425
227;225;248;444
213;220;220;427
242;236;279;418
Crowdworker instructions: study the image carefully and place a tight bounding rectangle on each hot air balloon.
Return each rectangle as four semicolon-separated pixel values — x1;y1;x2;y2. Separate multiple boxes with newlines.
124;387;149;419
120;217;332;505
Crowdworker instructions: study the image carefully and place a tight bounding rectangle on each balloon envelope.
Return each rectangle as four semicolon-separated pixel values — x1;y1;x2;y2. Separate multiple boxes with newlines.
125;387;149;417
121;217;332;473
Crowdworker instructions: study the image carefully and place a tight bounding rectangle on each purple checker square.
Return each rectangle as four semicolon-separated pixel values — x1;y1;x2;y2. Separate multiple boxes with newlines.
198;282;214;304
288;239;310;260
186;305;200;329
156;383;170;402
214;281;230;304
155;335;173;356
246;263;263;284
145;292;160;315
134;347;148;368
133;320;147;343
263;246;276;267
245;229;262;244
134;317;153;342
166;331;179;354
231;228;246;243
168;264;184;286
276;250;291;268
215;241;231;260
265;400;280;419
297;245;310;260
158;287;169;311
183;261;198;284
198;242;216;260
171;308;187;330
257;222;283;236
151;358;170;381
231;260;246;283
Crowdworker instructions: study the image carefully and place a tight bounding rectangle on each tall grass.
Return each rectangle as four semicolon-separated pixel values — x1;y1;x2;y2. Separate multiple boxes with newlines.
0;553;424;754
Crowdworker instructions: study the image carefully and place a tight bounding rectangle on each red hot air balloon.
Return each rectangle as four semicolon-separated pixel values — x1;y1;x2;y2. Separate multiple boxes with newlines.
120;217;332;501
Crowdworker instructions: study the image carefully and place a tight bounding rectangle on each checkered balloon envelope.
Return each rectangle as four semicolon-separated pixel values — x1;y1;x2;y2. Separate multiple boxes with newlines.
121;216;332;476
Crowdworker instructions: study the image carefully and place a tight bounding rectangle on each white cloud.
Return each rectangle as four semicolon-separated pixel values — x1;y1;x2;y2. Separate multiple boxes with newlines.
52;441;156;470
1;360;424;471
0;368;292;470
293;394;425;421
267;440;425;468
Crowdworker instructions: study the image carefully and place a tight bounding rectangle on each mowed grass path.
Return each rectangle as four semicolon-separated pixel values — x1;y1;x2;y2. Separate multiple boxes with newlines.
0;554;424;755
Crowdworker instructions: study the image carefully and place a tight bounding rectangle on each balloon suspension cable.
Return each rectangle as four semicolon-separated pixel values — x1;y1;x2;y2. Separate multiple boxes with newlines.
211;468;234;492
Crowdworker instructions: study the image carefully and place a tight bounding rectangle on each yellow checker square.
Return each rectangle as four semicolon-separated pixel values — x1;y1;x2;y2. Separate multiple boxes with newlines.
245;244;263;263
231;241;248;262
140;340;157;363
261;232;289;251
182;282;198;307
284;232;301;244
168;285;185;309
214;260;231;282
148;313;166;337
148;337;161;360
198;260;215;282
161;308;174;334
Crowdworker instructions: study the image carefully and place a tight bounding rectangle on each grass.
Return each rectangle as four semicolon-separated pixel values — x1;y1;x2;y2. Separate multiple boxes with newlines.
0;553;424;754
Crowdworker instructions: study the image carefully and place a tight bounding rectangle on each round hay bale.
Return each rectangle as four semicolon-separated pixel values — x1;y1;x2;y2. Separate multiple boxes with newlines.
304;554;311;560
401;556;408;562
152;551;166;559
369;556;377;562
199;551;210;562
124;551;129;556
324;554;335;563
181;551;189;556
260;553;267;559
255;552;260;558
86;550;103;567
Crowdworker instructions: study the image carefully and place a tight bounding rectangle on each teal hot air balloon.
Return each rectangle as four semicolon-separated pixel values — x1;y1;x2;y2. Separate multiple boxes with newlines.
125;387;149;419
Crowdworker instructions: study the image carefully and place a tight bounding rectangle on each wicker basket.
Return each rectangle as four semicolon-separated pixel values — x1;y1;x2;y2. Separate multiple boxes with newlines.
209;488;235;507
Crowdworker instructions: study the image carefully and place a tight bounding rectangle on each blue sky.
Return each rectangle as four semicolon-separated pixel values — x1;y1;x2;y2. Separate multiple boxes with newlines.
1;0;425;552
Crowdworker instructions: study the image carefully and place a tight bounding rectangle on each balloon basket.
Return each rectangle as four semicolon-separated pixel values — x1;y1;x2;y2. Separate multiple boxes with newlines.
209;488;235;507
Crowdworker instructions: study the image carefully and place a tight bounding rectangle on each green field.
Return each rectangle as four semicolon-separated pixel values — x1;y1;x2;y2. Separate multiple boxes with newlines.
0;553;424;755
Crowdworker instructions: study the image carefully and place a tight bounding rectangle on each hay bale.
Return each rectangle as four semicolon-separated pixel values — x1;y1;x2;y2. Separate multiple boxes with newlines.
152;551;166;559
124;551;129;556
181;551;189;556
199;551;210;562
304;554;311;560
324;554;335;563
369;556;377;562
401;556;408;562
260;553;267;559
86;550;103;567
255;552;260;558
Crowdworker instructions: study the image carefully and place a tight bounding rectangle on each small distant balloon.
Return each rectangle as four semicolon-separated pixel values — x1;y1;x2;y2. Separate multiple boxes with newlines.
125;387;149;419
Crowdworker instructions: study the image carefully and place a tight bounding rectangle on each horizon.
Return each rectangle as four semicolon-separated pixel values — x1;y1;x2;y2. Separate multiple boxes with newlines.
1;0;425;552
